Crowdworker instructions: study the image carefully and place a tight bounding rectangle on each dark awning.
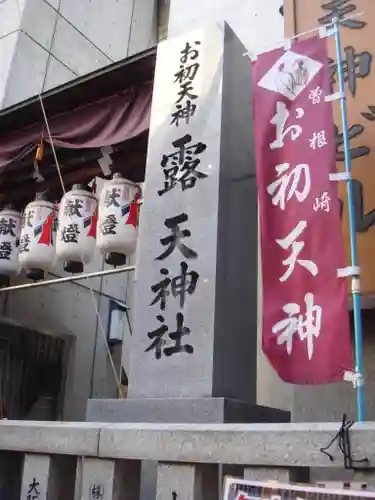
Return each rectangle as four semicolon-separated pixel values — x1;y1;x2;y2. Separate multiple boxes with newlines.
0;46;157;208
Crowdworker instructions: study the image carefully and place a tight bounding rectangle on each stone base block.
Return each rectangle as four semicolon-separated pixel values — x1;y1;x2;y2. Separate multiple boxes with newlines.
86;397;290;424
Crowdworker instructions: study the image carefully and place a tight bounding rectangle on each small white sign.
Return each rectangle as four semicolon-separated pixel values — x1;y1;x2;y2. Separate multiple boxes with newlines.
223;479;375;500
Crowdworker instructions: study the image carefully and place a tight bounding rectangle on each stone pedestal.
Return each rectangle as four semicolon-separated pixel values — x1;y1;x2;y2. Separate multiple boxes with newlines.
87;20;290;500
87;397;289;424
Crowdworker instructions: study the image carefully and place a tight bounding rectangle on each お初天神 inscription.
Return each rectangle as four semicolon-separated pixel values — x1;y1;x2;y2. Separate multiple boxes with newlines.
145;37;210;360
171;41;201;127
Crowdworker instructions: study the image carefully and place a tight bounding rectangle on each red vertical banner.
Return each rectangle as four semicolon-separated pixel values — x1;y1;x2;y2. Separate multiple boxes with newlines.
253;35;353;384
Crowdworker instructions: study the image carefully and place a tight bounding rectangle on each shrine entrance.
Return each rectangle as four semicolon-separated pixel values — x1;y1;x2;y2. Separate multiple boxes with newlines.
0;321;69;420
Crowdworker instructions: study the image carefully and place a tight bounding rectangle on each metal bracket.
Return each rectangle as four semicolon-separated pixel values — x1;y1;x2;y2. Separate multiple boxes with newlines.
319;24;336;39
242;50;257;60
352;276;361;294
329;172;351;182
337;266;360;278
325;91;345;102
283;38;292;50
344;371;364;388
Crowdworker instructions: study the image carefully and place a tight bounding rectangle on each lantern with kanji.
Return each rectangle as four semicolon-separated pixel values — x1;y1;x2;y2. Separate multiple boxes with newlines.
18;193;57;281
96;173;141;266
0;206;22;286
55;184;98;273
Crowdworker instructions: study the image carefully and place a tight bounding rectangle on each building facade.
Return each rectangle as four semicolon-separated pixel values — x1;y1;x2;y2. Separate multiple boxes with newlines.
0;0;158;107
0;0;160;421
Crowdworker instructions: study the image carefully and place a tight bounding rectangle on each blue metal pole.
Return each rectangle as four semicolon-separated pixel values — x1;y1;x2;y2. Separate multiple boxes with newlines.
333;18;365;422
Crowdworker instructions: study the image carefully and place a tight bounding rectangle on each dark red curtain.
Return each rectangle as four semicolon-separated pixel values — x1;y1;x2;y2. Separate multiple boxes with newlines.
0;82;152;169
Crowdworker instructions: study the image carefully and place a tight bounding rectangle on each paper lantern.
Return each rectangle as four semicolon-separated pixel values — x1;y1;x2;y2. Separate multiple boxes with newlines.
0;207;22;286
96;173;141;266
18;194;57;281
55;184;98;273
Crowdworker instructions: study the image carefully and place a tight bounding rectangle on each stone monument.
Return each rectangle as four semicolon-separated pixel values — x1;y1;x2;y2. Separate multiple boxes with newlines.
87;20;290;499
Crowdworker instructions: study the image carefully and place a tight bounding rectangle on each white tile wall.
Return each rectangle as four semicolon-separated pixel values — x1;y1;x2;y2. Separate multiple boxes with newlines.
44;0;60;9
43;56;76;90
127;0;157;56
0;32;19;107
2;31;49;107
50;15;111;76
59;0;134;61
0;0;23;37
21;0;58;50
0;0;157;108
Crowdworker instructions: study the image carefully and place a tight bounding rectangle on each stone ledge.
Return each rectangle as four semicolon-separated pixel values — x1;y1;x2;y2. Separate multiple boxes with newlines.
0;421;373;468
0;421;102;456
97;422;375;467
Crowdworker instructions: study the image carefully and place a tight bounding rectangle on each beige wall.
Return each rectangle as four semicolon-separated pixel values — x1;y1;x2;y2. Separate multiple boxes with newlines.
285;0;375;297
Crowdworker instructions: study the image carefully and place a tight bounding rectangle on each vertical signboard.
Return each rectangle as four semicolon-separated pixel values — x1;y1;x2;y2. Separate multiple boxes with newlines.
253;35;353;383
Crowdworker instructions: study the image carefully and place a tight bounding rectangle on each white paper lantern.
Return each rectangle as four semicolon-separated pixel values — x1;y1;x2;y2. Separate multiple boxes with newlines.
0;207;22;285
55;184;98;273
96;173;141;266
19;195;57;281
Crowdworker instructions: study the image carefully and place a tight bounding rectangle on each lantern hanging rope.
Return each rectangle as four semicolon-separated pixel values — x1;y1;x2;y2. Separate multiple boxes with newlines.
37;94;125;399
